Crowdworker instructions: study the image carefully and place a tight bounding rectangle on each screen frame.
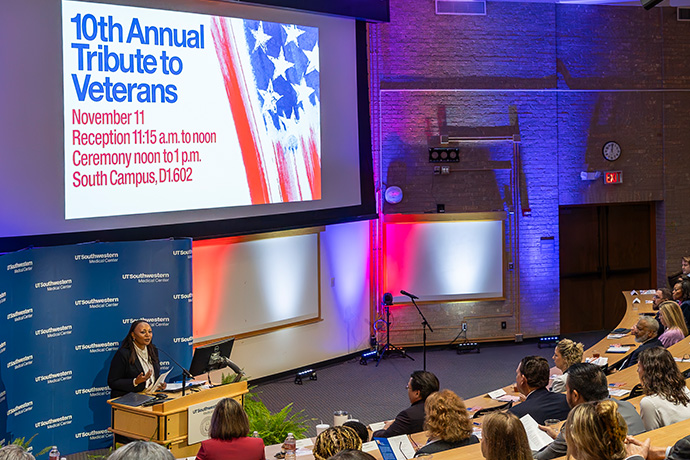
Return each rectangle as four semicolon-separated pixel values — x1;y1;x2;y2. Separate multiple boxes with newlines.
0;18;375;254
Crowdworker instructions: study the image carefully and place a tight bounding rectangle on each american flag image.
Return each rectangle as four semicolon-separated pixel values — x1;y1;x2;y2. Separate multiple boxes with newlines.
211;17;321;205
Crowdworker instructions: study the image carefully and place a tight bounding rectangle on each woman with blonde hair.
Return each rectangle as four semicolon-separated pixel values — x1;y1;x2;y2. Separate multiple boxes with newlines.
195;398;265;460
480;411;532;460
414;389;478;456
637;346;690;431
657;301;689;347
551;338;584;393
565;400;639;460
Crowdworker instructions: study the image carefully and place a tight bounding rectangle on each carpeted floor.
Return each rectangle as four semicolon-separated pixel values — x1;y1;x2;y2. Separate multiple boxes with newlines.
253;331;607;437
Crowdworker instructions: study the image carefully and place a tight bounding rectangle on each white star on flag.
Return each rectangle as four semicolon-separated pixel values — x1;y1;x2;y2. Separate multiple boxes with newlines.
283;24;305;46
304;42;319;75
251;22;272;53
268;47;295;81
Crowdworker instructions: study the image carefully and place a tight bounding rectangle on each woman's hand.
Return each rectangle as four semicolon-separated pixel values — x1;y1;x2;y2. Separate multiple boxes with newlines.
134;369;152;386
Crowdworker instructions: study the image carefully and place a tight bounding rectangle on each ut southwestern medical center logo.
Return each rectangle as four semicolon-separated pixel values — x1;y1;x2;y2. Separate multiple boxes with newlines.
172;249;192;258
6;261;32;274
35;325;73;338
75;297;119;309
121;272;170;283
74;252;119;264
74;341;119;353
75;386;110;397
8;401;33;417
0;291;6;305
7;308;33;322
35;370;73;385
35;414;72;430
122;316;170;327
34;279;72;291
7;355;33;370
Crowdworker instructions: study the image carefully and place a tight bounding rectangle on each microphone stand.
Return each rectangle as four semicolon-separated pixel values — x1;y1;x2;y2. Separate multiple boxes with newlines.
158;347;194;396
403;292;434;371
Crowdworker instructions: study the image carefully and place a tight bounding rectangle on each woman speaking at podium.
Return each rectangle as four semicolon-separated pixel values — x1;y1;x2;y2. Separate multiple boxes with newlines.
108;320;166;398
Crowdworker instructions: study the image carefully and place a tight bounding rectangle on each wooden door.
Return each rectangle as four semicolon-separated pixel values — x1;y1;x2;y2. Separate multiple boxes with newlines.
559;203;655;334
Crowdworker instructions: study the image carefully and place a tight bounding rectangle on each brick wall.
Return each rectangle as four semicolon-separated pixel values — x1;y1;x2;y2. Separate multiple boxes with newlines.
369;1;690;344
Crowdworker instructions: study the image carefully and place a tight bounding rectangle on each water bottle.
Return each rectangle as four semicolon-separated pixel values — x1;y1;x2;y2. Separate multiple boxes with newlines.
252;430;260;438
48;446;60;460
284;432;296;460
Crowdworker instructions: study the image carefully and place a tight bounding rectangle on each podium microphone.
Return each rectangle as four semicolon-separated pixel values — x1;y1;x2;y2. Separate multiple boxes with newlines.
157;347;193;379
400;290;419;300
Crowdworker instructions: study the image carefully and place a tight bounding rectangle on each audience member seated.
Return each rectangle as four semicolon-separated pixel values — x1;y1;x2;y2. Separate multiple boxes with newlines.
620;316;662;370
195;398;265;460
328;450;376;460
372;370;439;438
653;287;672;335
653;288;673;310
550;338;584;393
535;363;645;460
413;389;478;456
343;421;369;444
673;278;690;333
627;434;690;460
313;426;362;460
508;355;570;424
565;400;647;460
637;346;690;431
657;301;689;348
0;445;35;460
108;441;175;460
480;411;532;460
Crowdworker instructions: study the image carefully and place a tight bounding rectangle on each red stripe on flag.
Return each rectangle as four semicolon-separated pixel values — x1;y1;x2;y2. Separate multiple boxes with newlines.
303;130;321;199
211;18;269;205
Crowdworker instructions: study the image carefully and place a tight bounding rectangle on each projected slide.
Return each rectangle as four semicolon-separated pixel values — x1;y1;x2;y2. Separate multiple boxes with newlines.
62;1;321;219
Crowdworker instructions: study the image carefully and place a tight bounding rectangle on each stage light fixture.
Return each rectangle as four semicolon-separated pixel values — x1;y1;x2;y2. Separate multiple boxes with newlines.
538;335;560;348
294;368;317;385
429;147;460;163
359;350;378;365
456;342;480;354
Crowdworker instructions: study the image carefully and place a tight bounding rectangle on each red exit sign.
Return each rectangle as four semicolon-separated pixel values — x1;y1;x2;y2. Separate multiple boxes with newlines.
604;171;623;184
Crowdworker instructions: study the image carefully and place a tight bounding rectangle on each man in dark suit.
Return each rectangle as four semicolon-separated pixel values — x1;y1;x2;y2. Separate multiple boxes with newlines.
372;370;439;438
534;363;645;460
508;356;570;425
620;316;662;370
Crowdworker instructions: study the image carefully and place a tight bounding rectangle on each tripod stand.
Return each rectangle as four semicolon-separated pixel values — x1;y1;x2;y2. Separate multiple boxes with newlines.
376;304;414;366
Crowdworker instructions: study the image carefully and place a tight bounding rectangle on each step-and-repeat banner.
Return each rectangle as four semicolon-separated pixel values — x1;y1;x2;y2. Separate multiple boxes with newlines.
0;239;193;455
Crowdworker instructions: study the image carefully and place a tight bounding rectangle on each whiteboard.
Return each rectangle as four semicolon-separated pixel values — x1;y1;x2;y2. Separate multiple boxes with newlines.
192;232;320;341
384;219;504;302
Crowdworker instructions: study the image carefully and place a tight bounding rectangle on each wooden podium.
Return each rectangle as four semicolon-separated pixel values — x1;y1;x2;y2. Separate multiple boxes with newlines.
108;381;248;458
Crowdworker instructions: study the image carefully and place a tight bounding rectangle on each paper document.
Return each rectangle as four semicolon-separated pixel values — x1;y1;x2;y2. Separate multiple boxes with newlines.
519;414;555;452
674;357;690;363
607;346;631;353
296;438;313;448
488;388;506;399
607;333;626;339
609;388;631;397
369;421;386;431
585;357;608;366
374;435;415;460
145;369;171;394
362;441;379;453
165;380;205;391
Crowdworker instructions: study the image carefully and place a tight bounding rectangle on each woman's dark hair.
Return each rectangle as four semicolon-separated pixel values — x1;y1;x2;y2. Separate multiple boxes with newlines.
680;279;690;302
208;398;250;440
638;347;690;406
313;426;362;460
342;421;369;444
121;320;158;366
